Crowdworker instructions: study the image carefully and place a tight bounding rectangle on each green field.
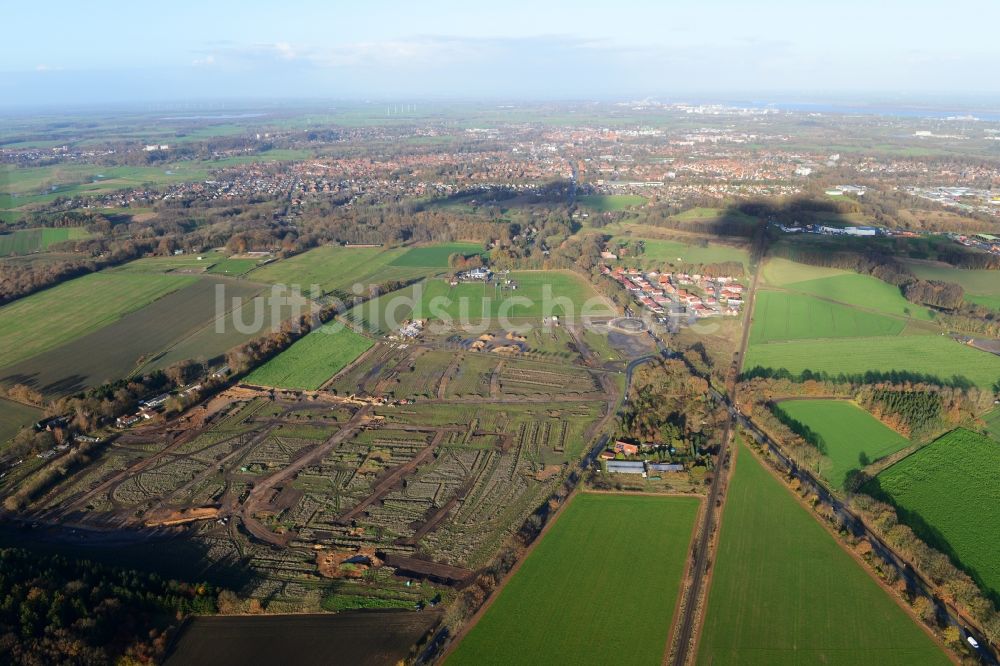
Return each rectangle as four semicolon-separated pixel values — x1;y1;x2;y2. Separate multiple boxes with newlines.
0;398;41;445
762;258;852;287
0;227;90;255
244;325;373;390
870;429;1000;601
966;294;1000;312
1;163;211;211
345;271;613;335
984;408;1000;441
106;251;227;274
206;257;262;276
775;400;911;489
745;334;1000;389
447;493;699;666
577;194;647;212
0;272;196;369
251;245;437;298
751;291;905;344
610;237;748;269
781;273;935;321
906;261;1000;296
387;242;485;267
697;441;948;665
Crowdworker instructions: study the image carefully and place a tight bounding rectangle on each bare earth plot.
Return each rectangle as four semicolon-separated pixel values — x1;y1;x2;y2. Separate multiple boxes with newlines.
696;441;948;666
165;611;441;666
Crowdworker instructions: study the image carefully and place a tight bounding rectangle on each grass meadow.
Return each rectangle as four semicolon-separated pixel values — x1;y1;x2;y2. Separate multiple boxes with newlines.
744;334;1000;390
905;261;1000;296
343;271;613;335
244;325;373;390
984;407;1000;441
868;428;1000;601
577;194;647;211
447;493;699;666
609;236;748;269
0;398;41;444
697;441;948;665
387;242;484;267
251;245;437;298
751;291;905;344
775;399;911;489
0;227;90;255
780;273;935;320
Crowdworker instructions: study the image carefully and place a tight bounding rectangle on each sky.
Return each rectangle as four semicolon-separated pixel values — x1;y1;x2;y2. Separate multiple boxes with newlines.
3;0;999;107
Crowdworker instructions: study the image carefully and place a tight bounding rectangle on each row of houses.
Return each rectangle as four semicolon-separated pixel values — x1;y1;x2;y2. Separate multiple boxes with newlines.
602;264;744;318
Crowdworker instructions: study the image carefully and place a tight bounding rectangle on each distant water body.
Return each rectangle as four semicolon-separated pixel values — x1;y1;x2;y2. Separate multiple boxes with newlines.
740;101;1000;121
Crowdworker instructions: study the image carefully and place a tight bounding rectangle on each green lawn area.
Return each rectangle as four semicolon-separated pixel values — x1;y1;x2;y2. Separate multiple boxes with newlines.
251;245;436;298
775;400;911;489
609;237;748;269
0;398;41;445
0;272;196;369
577;194;647;212
868;429;1000;602
744;334;1000;390
344;271;614;335
751;291;905;344
0;227;91;255
697;441;948;666
447;493;699;666
387;242;485;267
244;325;373;390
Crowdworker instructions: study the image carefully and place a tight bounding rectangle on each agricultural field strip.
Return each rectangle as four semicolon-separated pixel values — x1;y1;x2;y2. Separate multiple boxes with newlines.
744;334;1000;391
447;493;700;666
0;272;198;369
0;278;262;398
696;441;949;665
751;290;907;344
775;399;912;490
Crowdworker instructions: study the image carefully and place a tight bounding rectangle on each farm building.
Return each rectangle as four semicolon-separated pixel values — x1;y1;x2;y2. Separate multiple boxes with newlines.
606;460;645;475
648;462;684;473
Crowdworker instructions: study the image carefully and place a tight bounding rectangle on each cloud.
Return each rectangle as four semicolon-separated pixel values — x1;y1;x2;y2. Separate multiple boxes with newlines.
35;64;62;72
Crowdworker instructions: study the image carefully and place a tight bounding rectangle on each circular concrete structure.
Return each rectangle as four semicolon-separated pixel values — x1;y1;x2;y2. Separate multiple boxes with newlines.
608;317;647;334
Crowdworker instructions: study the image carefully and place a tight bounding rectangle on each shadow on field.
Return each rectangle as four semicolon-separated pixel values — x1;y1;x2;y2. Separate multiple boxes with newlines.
0;522;256;594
